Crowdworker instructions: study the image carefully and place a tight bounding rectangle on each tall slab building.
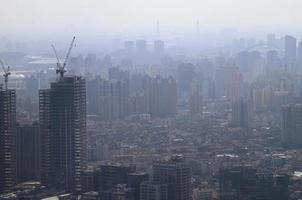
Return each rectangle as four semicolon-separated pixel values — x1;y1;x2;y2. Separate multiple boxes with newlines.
39;76;86;194
152;156;191;200
0;89;16;193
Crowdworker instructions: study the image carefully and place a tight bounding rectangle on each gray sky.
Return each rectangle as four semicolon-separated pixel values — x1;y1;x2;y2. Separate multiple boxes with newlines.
1;0;302;37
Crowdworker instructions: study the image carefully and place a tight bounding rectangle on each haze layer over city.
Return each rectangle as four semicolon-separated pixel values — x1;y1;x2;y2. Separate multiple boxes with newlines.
1;0;302;200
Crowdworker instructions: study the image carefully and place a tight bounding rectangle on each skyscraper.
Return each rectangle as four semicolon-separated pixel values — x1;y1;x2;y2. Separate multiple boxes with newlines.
39;76;86;194
143;75;177;117
140;182;171;200
127;172;148;200
0;88;16;193
231;99;249;128
284;35;297;66
154;40;165;55
125;41;135;53
282;104;302;148
152;156;191;200
16;122;41;183
99;163;135;191
219;166;289;200
189;79;203;115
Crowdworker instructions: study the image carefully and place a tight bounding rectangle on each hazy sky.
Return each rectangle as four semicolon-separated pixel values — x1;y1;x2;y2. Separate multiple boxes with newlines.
1;0;302;38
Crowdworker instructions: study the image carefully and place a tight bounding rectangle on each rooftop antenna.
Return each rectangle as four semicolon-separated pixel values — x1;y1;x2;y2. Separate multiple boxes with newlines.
51;36;76;78
0;59;11;90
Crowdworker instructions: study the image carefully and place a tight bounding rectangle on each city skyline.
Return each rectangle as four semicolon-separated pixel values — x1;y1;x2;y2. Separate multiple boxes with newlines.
1;0;302;39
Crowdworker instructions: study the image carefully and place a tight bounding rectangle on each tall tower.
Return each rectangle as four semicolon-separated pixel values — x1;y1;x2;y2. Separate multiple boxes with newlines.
0;88;16;193
39;76;86;193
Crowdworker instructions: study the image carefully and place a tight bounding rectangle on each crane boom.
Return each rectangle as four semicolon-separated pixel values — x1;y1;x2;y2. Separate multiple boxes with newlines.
51;36;76;78
51;44;62;69
0;59;5;73
0;59;11;90
62;36;76;69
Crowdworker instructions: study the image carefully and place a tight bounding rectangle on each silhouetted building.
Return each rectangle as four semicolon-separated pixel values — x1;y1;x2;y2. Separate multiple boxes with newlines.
127;172;148;200
231;99;249;128
82;169;99;193
284;35;297;68
125;41;135;53
111;184;134;200
99;163;135;191
282;104;302;147
140;182;172;200
16;122;41;183
143;75;177;117
189;79;203;115
189;93;202;115
219;166;289;200
39;76;86;194
0;89;16;193
87;77;100;115
154;40;165;55
178;63;195;97
152;156;191;200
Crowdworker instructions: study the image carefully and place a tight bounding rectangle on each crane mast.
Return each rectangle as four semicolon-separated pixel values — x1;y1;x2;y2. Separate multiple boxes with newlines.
0;60;11;90
51;36;76;78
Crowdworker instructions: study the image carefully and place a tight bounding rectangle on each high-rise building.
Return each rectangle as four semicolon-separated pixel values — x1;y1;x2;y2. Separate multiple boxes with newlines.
177;63;195;97
97;78;129;120
282;104;302;147
297;41;302;70
16;122;41;183
154;40;164;55
127;172;148;200
219;166;289;200
189;79;203;115
39;89;51;186
189;93;203;115
266;50;281;73
111;184;134;200
140;182;172;200
39;76;86;194
231;99;249;128
99;163;135;191
0;88;16;193
215;66;235;99
284;35;297;66
152;156;191;200
143;75;177;117
87;78;100;115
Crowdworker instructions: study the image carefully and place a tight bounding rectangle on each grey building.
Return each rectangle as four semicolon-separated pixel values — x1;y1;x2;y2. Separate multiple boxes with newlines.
0;89;16;193
152;157;191;200
39;76;86;194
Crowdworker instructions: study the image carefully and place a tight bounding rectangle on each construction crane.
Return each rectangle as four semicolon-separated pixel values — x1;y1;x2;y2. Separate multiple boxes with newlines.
51;36;76;78
0;59;11;90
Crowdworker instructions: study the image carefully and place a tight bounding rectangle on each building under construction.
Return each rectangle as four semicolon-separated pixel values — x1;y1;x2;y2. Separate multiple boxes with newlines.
0;88;16;193
39;76;86;194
